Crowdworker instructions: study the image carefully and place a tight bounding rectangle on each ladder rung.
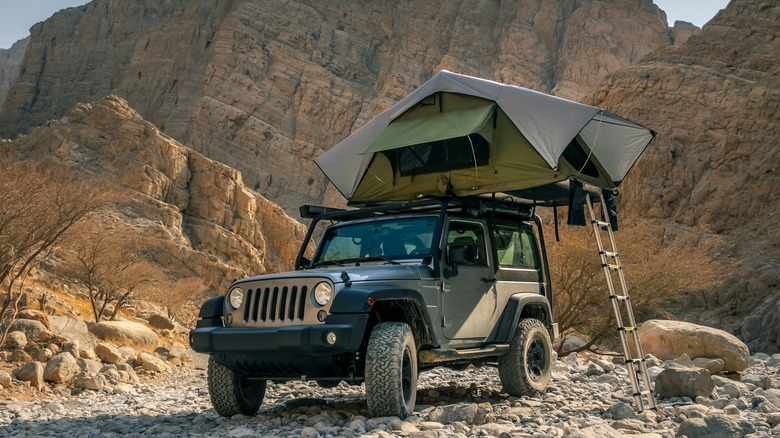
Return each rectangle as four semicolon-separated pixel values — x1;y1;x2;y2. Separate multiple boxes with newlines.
617;326;637;332
624;358;644;364
609;294;630;301
591;220;611;229
632;390;653;397
599;250;618;258
602;263;621;270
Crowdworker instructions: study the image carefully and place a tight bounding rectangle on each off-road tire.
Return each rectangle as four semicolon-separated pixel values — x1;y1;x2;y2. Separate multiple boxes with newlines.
498;318;552;397
365;322;417;418
208;356;267;417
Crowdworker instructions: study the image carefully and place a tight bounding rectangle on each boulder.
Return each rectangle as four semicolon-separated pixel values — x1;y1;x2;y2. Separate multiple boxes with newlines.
43;352;80;383
692;357;725;374
116;362;139;383
77;358;103;376
36;330;69;345
4;331;27;350
135;352;171;373
426;403;486;425
94;342;123;364
100;365;122;383
12;361;44;389
6;319;47;343
48;315;95;349
8;349;33;363
89;320;159;348
25;344;53;363
16;309;51;329
638;320;749;371
655;367;715;399
79;348;99;361
147;314;175;330
167;342;189;361
0;370;12;388
73;372;109;391
675;414;755;437
62;341;80;359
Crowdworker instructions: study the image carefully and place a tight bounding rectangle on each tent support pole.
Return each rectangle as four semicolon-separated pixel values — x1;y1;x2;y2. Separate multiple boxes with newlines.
553;203;560;242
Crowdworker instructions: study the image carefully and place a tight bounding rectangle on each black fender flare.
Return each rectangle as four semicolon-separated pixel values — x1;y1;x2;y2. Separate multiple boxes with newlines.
330;286;437;347
494;293;552;343
194;295;224;329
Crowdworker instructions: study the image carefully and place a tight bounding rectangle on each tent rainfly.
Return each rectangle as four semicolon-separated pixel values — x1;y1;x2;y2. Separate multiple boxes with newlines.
315;70;654;206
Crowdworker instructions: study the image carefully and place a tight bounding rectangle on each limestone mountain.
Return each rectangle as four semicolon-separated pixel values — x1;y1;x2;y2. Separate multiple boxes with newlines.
0;37;28;109
593;0;779;353
1;95;306;317
0;0;676;211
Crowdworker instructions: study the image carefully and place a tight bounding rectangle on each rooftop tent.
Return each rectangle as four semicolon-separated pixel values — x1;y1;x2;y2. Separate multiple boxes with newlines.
316;71;654;205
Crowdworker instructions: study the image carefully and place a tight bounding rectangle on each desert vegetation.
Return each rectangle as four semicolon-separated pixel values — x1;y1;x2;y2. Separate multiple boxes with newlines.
548;216;722;356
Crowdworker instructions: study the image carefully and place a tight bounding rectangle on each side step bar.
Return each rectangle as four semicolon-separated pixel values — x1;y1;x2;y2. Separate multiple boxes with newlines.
418;344;510;366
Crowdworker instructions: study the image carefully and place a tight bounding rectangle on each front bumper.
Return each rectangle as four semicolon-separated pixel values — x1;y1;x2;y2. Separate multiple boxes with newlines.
189;313;370;379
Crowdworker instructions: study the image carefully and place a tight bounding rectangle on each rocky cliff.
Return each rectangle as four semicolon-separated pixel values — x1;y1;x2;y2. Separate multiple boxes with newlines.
0;38;28;110
1;95;306;308
593;0;779;353
0;0;675;211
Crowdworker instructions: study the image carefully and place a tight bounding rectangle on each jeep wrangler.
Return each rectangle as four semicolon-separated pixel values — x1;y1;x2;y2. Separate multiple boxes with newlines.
189;196;559;418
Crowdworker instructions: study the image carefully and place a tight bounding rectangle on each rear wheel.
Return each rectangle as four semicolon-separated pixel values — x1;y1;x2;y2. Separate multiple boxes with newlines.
208;356;267;417
365;322;417;418
498;318;552;396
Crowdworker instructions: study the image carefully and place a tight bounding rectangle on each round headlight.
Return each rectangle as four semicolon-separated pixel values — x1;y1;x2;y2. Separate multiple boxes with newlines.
227;287;244;310
313;282;333;306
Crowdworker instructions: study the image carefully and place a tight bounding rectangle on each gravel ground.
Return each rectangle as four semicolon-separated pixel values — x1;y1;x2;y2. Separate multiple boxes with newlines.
0;352;778;437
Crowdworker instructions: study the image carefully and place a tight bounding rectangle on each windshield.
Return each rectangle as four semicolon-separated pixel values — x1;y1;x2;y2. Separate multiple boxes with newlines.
312;216;437;266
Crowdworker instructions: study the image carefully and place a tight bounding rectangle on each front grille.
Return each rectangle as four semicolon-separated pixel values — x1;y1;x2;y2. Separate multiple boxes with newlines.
228;277;333;328
242;285;308;323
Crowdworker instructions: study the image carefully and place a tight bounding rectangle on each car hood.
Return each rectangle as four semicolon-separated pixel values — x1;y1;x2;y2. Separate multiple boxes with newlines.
238;263;433;285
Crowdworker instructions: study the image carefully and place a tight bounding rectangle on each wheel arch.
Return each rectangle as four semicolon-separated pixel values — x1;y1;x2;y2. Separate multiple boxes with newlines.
367;297;436;349
494;293;552;343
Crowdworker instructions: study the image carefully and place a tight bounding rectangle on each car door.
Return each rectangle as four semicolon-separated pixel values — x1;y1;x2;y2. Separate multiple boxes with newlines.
440;218;497;341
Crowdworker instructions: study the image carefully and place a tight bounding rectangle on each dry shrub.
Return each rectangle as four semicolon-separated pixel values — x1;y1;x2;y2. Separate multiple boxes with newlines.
547;219;720;356
0;160;111;343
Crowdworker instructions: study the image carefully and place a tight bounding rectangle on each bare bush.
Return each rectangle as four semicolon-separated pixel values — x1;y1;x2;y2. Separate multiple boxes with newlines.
547;220;720;356
0;160;109;343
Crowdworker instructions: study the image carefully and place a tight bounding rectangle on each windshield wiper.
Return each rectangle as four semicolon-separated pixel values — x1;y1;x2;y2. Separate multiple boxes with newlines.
361;256;400;265
310;260;346;268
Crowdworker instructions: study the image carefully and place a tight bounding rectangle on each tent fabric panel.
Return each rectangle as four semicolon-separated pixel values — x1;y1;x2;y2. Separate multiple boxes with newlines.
364;103;495;153
577;114;655;184
496;85;599;168
315;111;392;198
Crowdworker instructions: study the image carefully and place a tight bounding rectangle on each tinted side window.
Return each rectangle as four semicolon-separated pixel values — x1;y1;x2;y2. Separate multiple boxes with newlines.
446;220;488;266
492;224;538;269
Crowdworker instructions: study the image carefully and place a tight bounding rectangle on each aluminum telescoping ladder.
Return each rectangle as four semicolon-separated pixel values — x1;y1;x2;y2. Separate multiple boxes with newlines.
585;193;658;412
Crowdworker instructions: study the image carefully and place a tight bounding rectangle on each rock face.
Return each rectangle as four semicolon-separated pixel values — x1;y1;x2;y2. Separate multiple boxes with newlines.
593;0;780;353
0;0;674;211
2;95;306;298
0;37;28;109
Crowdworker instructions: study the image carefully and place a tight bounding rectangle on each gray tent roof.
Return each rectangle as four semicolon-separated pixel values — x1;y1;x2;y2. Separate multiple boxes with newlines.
316;70;654;203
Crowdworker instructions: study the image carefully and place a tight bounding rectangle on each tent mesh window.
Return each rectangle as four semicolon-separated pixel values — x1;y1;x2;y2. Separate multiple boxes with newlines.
385;134;490;177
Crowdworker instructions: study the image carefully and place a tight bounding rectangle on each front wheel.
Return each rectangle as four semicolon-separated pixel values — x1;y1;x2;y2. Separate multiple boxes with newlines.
365;322;417;418
208;356;267;417
498;318;552;397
